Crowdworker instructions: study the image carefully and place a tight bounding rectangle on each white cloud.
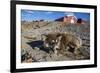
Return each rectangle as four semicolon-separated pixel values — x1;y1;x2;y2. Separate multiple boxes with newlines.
45;11;53;14
64;12;75;16
26;10;35;14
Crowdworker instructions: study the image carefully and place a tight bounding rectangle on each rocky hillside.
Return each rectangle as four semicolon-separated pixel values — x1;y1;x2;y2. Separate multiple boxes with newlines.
21;21;90;63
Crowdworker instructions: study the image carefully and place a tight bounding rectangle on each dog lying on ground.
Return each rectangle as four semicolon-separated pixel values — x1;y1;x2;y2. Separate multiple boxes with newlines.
41;32;82;56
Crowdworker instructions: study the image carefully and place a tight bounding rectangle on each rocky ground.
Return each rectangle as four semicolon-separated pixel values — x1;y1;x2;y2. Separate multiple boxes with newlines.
21;21;90;63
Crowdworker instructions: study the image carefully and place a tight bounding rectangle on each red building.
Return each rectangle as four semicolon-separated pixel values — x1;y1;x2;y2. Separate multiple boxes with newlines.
63;15;77;24
55;15;86;25
77;18;86;25
55;15;77;24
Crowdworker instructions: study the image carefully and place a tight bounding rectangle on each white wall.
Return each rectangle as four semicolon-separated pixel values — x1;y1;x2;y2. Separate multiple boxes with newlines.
20;0;97;5
0;0;99;73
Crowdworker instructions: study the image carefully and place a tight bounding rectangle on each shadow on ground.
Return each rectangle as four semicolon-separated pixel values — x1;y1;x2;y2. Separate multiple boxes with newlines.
27;40;50;53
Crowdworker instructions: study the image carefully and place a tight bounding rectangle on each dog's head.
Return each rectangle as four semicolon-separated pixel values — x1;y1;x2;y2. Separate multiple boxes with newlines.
41;33;62;50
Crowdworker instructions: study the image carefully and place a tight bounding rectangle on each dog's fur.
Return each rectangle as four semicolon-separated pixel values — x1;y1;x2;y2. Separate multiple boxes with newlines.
41;32;82;55
41;32;61;54
58;33;82;54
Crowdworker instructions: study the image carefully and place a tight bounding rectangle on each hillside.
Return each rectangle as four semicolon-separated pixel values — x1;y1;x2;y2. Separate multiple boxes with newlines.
21;21;90;63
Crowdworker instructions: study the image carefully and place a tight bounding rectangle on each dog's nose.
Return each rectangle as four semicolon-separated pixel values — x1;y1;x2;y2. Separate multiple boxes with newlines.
54;45;59;49
56;48;59;50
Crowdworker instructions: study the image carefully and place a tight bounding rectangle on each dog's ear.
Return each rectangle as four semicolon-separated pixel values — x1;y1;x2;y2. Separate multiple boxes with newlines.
41;34;47;41
56;33;61;37
57;34;62;41
58;35;62;41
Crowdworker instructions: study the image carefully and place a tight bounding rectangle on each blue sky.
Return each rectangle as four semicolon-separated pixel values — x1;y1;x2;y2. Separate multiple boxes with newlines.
21;9;90;22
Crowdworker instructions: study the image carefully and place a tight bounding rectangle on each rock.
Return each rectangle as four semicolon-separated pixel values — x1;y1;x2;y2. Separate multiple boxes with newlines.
34;47;40;50
21;21;90;62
